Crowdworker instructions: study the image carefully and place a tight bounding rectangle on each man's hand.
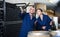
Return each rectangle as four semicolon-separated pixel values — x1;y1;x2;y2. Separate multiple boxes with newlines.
20;7;24;13
42;26;46;30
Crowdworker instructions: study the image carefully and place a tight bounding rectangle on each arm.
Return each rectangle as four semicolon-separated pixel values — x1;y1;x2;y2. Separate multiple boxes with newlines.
19;7;26;19
46;15;53;30
47;15;52;25
42;15;52;30
19;12;26;19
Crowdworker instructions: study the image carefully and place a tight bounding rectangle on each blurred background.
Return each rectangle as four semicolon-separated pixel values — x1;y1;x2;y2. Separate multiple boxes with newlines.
0;0;60;37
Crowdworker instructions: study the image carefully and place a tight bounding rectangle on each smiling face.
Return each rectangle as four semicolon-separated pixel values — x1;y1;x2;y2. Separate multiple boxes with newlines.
29;6;35;14
36;9;43;16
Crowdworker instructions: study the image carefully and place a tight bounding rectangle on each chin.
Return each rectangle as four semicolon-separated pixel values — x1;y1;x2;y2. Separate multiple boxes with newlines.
30;12;34;14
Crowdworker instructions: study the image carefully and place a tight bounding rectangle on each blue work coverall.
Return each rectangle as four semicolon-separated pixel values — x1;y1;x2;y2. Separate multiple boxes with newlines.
36;14;52;31
19;13;36;37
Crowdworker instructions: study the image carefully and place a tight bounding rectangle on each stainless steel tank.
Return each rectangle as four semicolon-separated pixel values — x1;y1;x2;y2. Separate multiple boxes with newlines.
28;31;50;37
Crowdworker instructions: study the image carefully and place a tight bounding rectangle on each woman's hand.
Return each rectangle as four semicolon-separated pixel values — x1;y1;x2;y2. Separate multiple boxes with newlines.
34;21;37;26
50;21;53;25
42;26;46;30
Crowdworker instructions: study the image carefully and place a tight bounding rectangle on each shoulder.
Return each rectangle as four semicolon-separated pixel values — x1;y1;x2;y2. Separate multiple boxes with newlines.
24;13;29;16
43;14;48;17
43;14;50;19
26;13;29;15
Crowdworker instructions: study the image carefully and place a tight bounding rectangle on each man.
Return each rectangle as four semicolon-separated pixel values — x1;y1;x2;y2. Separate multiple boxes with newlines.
19;6;36;37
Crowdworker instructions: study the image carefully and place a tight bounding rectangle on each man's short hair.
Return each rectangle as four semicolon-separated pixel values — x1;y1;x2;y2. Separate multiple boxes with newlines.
30;5;35;8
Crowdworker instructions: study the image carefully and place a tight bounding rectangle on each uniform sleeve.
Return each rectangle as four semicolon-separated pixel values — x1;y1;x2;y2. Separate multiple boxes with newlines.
47;15;52;23
18;12;27;19
34;17;36;22
45;16;52;31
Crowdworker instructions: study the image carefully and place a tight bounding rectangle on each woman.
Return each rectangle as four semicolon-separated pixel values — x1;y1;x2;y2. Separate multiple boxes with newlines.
36;8;52;31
